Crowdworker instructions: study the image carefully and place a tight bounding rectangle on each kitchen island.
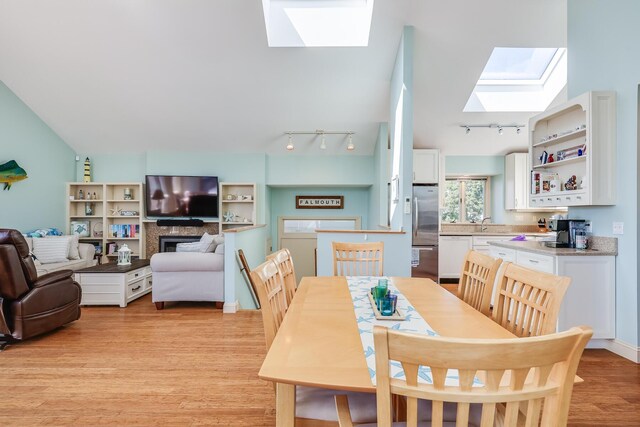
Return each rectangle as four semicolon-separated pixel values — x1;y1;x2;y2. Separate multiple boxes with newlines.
488;237;617;345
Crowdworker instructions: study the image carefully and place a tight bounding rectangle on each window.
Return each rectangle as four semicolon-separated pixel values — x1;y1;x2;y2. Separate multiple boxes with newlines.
464;47;567;112
442;178;489;223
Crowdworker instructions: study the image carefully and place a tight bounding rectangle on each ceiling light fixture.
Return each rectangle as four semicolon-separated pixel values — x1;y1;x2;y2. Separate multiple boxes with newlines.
460;124;525;135
347;133;355;151
283;130;356;151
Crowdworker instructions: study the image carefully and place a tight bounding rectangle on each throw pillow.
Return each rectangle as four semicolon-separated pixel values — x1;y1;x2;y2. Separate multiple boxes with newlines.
32;236;71;264
67;234;81;260
199;233;218;253
176;242;203;253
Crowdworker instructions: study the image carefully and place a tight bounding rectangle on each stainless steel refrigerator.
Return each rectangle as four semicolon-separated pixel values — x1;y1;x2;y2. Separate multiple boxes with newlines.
411;184;439;281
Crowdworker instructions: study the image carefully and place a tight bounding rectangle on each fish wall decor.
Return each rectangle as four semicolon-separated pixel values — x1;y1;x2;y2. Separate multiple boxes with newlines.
0;160;28;190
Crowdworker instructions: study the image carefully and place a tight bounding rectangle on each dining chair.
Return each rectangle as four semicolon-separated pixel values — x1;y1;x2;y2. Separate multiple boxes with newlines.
250;259;288;350
266;248;297;306
251;259;378;425
493;262;571;337
335;324;592;427
332;241;384;276
457;250;502;317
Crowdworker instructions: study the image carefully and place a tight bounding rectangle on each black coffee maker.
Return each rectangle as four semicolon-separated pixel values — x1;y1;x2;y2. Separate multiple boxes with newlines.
547;219;587;248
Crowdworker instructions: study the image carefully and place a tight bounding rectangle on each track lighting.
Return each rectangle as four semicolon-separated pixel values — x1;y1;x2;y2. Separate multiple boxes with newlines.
460;124;525;136
283;130;356;151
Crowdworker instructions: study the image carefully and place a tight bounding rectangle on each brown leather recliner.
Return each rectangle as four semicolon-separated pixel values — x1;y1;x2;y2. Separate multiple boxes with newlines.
0;229;81;348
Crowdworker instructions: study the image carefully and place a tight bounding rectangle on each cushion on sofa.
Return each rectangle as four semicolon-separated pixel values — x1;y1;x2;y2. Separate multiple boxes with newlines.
66;235;81;260
32;236;71;264
199;233;217;252
151;252;224;272
36;258;89;275
176;242;203;253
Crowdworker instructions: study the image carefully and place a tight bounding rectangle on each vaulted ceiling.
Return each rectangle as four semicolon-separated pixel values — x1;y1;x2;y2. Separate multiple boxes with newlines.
0;0;566;156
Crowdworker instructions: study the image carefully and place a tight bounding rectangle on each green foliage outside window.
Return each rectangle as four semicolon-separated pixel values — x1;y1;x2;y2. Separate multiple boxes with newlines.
441;178;487;223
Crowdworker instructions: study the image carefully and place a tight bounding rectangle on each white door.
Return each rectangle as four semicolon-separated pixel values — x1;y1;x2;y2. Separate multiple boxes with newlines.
278;217;361;283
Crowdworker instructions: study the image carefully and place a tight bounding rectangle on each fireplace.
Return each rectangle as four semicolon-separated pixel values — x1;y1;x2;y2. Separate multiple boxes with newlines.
159;235;201;253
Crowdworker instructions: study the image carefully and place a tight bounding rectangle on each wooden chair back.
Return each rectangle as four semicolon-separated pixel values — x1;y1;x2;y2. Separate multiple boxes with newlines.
332;241;384;276
457;250;502;316
249;259;288;350
493;262;571;337
367;325;592;427
266;248;297;306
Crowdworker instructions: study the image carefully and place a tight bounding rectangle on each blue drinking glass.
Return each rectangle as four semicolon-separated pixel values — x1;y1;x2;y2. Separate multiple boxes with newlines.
380;296;393;316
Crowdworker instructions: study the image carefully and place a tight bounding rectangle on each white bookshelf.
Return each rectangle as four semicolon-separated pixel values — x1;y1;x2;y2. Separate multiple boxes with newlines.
219;183;256;231
66;182;145;263
528;91;616;207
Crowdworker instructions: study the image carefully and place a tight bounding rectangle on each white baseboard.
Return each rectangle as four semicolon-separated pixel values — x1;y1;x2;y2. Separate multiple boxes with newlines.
587;338;640;363
222;300;239;314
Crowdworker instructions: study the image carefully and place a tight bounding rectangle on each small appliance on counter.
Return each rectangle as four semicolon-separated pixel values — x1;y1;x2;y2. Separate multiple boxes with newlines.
546;219;588;248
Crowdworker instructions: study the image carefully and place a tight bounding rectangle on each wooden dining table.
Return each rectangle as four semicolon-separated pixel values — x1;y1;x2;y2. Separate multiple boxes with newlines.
259;276;520;426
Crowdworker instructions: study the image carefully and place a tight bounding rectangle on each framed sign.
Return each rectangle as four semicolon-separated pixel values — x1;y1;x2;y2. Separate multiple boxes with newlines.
296;195;344;209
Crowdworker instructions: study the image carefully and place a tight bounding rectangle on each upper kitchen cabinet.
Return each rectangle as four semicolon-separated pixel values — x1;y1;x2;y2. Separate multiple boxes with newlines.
413;149;439;183
529;91;616;208
505;153;529;210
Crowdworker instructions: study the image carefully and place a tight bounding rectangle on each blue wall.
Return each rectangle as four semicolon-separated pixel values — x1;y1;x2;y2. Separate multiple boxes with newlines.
369;123;389;229
269;186;370;250
568;0;640;347
387;26;414;276
0;81;76;232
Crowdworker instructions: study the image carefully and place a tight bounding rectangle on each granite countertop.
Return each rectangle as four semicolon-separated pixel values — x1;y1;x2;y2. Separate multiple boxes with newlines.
488;238;618;257
440;231;551;237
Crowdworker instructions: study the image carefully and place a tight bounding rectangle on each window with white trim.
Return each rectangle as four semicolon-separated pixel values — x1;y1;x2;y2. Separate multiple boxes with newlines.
442;177;489;223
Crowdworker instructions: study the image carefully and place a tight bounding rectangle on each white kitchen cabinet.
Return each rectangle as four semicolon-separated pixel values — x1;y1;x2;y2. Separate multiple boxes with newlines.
505;153;529;210
529;91;616;207
438;235;472;279
413;149;439;183
489;245;615;340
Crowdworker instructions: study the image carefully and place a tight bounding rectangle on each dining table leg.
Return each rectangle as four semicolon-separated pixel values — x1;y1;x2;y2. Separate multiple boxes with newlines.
276;382;296;426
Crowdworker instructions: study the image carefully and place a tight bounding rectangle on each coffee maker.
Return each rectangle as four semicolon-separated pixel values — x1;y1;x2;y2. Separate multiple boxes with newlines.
547;219;587;248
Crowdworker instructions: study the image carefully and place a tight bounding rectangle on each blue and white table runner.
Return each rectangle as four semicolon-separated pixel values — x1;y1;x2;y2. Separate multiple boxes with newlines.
346;276;481;387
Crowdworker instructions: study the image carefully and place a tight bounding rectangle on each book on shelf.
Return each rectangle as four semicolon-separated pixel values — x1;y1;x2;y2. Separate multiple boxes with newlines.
109;224;140;238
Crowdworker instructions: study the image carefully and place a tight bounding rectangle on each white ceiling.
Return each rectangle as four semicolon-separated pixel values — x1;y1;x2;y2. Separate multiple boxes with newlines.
0;0;566;157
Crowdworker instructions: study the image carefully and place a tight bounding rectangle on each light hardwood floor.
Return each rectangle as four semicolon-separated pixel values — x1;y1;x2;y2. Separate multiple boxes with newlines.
1;294;638;426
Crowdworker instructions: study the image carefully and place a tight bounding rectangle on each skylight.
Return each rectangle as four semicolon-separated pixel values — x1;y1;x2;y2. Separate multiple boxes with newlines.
464;47;567;112
479;48;558;81
262;0;374;47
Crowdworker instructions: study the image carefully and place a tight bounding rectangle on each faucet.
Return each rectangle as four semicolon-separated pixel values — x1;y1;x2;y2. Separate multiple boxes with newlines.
481;217;492;232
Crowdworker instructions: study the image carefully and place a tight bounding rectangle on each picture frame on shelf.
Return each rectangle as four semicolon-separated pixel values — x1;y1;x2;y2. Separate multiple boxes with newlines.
71;220;90;237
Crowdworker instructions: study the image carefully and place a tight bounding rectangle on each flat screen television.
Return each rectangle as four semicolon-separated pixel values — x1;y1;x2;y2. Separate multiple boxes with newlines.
145;175;219;218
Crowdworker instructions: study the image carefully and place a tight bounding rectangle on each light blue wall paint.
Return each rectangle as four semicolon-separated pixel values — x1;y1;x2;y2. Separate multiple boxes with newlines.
223;226;266;309
0;81;76;232
568;0;640;346
386;26;414;276
316;231;409;277
75;153;146;182
369;124;389;229
266;155;374;187
269;186;370;248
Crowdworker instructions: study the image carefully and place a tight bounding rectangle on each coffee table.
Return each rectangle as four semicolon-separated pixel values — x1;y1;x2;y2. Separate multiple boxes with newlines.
75;259;152;307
